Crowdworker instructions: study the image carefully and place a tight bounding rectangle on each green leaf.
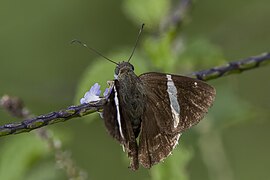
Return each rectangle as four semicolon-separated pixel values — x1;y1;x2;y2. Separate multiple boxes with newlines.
25;162;61;180
0;134;49;180
143;30;177;71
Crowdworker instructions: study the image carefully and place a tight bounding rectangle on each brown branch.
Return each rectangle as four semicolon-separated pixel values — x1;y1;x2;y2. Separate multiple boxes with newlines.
0;52;269;137
0;95;88;179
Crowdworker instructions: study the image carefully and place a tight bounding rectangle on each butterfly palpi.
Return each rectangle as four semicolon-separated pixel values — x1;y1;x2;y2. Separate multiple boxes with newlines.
79;24;216;170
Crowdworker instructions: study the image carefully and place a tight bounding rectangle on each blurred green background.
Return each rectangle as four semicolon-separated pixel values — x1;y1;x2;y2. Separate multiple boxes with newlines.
0;0;270;180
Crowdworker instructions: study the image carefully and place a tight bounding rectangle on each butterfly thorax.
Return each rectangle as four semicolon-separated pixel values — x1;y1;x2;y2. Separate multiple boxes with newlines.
115;62;146;137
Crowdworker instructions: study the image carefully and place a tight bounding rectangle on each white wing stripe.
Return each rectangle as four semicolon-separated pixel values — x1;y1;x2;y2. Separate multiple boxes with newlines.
166;74;181;128
113;86;124;139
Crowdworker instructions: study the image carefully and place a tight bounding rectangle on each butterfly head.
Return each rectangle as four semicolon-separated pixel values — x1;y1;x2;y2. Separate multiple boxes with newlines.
114;62;134;79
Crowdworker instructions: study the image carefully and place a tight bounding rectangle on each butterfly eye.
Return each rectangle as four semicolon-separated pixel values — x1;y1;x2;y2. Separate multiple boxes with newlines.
131;64;134;71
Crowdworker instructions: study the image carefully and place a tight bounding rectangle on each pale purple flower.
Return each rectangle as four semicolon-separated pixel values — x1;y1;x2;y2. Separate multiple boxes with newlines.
80;83;101;104
80;83;114;119
103;88;112;98
80;83;113;104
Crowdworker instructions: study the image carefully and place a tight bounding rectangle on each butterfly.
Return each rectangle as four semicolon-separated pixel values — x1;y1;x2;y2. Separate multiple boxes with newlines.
78;24;215;170
102;61;215;170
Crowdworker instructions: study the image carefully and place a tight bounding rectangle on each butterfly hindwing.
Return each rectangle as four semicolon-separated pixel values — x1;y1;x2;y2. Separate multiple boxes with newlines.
138;94;182;168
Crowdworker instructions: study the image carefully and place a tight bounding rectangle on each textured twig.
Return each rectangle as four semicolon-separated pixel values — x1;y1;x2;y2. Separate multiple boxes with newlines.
0;95;30;118
0;52;269;137
0;98;106;136
160;0;193;32
0;95;88;179
191;52;270;81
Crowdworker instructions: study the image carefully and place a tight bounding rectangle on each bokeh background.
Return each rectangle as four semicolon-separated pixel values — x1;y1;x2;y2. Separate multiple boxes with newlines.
0;0;270;180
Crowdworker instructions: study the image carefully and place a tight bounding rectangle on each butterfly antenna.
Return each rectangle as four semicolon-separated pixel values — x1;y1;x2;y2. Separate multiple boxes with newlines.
71;39;118;65
127;23;145;62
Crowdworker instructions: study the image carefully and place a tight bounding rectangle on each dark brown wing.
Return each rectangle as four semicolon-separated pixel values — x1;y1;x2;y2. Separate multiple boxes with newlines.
138;72;215;168
138;95;182;168
103;80;139;170
103;85;121;142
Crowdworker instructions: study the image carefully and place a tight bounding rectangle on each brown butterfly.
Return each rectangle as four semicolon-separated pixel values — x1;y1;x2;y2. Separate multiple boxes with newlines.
103;61;215;170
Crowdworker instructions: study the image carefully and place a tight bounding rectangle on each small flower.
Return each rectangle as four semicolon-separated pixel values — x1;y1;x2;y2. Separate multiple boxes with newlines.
80;83;113;104
80;83;101;104
80;82;114;119
103;88;112;98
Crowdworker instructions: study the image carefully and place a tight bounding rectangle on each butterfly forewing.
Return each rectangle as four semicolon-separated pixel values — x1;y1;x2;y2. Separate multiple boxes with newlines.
139;72;216;132
138;72;215;168
103;87;122;142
